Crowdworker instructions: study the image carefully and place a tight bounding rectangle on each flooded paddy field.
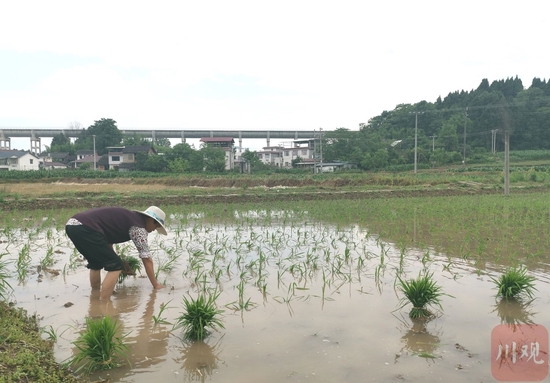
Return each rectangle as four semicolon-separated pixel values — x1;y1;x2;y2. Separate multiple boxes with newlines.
2;194;550;382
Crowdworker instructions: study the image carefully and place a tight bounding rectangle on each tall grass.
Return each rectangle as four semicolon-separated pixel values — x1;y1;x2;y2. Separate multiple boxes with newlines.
65;316;130;374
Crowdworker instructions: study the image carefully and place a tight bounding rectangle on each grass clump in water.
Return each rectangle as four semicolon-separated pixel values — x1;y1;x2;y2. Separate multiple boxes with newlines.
491;266;537;300
65;316;129;374
397;272;448;320
176;291;225;341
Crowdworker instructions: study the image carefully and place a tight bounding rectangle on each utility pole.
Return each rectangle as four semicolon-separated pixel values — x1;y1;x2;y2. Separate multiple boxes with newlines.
319;128;323;174
504;130;510;195
411;112;423;174
430;135;437;151
92;135;96;171
463;107;468;168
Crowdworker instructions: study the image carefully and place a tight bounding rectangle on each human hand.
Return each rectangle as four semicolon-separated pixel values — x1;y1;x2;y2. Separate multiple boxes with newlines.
154;284;165;290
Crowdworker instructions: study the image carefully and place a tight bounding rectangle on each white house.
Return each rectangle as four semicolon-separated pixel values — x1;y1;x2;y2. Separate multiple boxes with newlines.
255;138;317;168
0;150;41;171
256;146;285;167
106;147;124;170
283;138;316;167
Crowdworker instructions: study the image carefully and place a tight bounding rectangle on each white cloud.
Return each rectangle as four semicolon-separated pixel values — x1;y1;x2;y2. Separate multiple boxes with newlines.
0;0;549;143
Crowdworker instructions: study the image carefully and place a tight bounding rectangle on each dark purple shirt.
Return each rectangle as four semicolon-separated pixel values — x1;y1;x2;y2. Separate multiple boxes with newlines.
72;207;148;244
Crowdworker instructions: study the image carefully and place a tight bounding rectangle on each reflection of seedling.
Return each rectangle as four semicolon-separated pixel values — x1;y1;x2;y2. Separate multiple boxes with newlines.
396;272;448;320
65;316;129;374
491;266;537;300
493;297;535;325
175;291;224;341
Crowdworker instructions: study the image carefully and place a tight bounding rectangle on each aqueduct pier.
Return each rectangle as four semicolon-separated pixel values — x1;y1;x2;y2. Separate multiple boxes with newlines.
0;128;327;152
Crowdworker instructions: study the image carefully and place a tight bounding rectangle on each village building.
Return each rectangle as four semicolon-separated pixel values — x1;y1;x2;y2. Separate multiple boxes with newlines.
0;150;41;171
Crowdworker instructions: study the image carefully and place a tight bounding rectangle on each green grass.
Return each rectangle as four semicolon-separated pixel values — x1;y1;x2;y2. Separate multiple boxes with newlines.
396;272;448;320
491;266;537;300
175;291;225;341
65;316;130;375
0;301;79;382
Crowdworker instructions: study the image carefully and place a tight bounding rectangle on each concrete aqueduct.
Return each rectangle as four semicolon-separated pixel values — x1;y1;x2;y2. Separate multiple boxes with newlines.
0;128;326;153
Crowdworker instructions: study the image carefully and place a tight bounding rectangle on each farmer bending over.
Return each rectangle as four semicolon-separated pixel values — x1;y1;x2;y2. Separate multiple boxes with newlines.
65;206;167;300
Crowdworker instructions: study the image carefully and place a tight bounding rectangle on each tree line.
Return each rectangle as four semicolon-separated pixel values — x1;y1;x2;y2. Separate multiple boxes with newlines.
48;77;550;172
322;76;550;170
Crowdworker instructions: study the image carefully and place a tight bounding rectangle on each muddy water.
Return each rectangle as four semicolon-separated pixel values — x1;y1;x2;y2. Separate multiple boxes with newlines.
2;214;550;382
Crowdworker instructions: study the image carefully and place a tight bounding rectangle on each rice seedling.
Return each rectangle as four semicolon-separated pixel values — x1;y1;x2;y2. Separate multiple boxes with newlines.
65;316;130;374
41;325;58;342
39;245;55;269
118;255;141;284
153;299;174;325
0;252;13;300
16;243;31;280
63;248;83;275
396;272;449;320
175;290;225;341
491;266;537;300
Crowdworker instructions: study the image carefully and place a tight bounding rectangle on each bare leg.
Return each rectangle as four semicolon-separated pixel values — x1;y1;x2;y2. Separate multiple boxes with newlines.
90;269;101;290
100;270;122;301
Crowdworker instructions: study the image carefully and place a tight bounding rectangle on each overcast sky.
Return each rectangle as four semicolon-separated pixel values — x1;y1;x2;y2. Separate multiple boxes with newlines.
1;1;548;150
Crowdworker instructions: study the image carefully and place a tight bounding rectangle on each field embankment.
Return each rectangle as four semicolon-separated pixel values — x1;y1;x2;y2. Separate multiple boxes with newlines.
1;171;550;210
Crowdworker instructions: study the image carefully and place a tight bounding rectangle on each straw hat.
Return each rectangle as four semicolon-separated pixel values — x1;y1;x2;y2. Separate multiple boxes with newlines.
136;206;167;235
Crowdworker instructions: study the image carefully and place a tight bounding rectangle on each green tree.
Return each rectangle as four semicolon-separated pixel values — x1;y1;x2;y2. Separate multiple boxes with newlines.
360;149;389;170
200;144;226;172
122;134;151;147
323;128;358;162
154;138;172;148
439;114;461;151
166;143;196;162
167;158;190;173
75;118;123;154
135;152;167;172
48;133;73;154
291;156;303;168
240;149;267;171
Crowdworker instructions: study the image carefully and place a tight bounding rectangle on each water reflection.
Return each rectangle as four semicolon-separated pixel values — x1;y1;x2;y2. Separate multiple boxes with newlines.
493;297;536;326
79;289;171;381
128;290;170;370
398;319;441;361
174;337;225;382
